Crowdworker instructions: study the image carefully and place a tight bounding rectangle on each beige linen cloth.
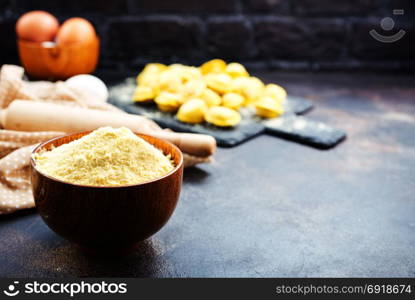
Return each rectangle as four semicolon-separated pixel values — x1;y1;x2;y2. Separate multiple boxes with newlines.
0;64;209;214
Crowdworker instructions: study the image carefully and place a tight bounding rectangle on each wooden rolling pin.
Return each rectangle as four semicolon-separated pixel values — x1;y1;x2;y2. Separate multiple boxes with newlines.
0;100;216;157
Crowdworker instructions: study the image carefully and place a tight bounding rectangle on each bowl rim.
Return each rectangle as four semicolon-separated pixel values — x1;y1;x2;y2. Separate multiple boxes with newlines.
30;130;184;189
18;36;100;49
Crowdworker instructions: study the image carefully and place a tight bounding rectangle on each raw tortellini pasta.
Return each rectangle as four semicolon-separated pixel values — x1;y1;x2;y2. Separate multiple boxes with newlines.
132;85;154;102
177;99;207;124
205;106;241;127
255;97;284;118
154;92;181;112
222;92;244;110
225;62;249;78
132;59;288;126
200;88;221;107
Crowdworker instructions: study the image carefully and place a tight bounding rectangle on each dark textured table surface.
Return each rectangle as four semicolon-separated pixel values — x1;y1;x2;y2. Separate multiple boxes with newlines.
1;71;414;278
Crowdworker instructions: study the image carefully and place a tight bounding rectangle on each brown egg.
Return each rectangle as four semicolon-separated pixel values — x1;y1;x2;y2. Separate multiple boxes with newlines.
16;11;59;42
56;18;96;45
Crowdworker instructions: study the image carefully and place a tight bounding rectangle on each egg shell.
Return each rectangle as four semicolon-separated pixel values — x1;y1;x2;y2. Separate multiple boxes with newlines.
66;74;108;103
56;18;96;45
16;11;59;42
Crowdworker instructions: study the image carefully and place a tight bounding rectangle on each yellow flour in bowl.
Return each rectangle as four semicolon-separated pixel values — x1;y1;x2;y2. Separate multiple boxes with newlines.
33;127;174;186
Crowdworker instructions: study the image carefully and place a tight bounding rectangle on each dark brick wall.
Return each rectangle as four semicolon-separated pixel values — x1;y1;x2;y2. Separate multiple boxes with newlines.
1;0;414;72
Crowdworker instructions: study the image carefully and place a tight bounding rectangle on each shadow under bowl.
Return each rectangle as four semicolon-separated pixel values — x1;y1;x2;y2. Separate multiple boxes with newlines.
31;131;183;251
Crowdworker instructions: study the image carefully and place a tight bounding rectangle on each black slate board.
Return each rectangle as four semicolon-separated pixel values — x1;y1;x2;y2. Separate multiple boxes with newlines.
264;115;347;149
284;96;314;115
113;101;266;147
109;77;314;147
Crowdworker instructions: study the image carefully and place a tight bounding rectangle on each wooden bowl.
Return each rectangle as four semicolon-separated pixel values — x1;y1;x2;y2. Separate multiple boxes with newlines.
18;37;99;80
30;131;183;250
